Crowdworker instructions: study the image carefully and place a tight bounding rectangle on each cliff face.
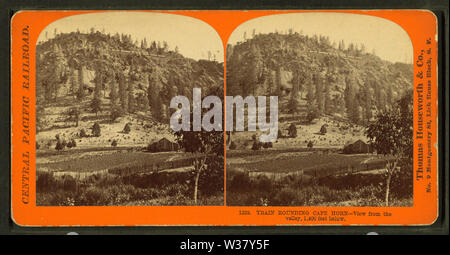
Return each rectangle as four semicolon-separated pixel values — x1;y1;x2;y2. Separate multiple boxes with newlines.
36;31;224;112
226;32;413;124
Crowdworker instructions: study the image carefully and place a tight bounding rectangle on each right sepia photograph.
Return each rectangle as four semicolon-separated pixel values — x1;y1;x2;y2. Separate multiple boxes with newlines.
225;13;414;207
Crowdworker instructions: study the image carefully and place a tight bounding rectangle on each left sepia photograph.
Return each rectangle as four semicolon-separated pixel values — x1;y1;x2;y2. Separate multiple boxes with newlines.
35;12;224;206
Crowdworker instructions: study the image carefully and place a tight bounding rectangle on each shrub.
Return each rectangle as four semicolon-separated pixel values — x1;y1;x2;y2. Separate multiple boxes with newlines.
55;140;65;151
272;188;298;206
61;175;77;193
262;142;273;149
278;129;283;139
36;172;56;193
111;107;123;121
229;141;237;150
47;192;75;206
83;186;109;205
306;108;319;123
251;141;261;150
79;129;87;137
95;173;123;188
123;123;131;134
92;122;101;137
111;140;118;147
131;188;158;201
90;97;102;115
229;172;252;192
288;123;297;138
255;175;273;193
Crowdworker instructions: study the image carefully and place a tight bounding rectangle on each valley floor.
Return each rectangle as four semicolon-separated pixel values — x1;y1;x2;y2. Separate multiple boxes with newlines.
36;147;223;206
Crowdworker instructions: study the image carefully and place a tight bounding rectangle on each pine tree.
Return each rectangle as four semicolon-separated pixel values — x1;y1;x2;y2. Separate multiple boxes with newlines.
110;106;123;122
344;75;356;121
94;69;103;99
378;87;387;112
386;85;393;108
324;82;331;115
152;95;162;121
323;69;335;114
247;44;262;95
161;103;168;123
275;66;282;97
363;82;374;122
141;93;149;112
207;51;212;61
118;72;128;112
288;68;301;116
141;37;148;49
110;71;118;107
264;68;273;95
360;43;366;54
128;80;135;113
355;105;363;124
288;123;297;138
69;68;77;96
315;70;324;114
48;44;64;101
374;83;381;110
92;122;101;137
147;72;162;121
348;43;355;54
123;123;131;134
90;97;102;116
113;32;120;41
306;72;314;105
67;107;80;127
77;66;85;100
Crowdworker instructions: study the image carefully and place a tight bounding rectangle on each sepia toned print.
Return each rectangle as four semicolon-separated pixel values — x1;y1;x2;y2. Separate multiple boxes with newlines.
225;13;414;207
34;12;224;206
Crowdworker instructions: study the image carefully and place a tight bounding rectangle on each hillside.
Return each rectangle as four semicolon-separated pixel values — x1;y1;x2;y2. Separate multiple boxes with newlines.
226;32;413;125
35;31;223;149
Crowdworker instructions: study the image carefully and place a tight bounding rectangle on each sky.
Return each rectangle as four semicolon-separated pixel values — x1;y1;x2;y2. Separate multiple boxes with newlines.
227;12;413;64
37;11;224;61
